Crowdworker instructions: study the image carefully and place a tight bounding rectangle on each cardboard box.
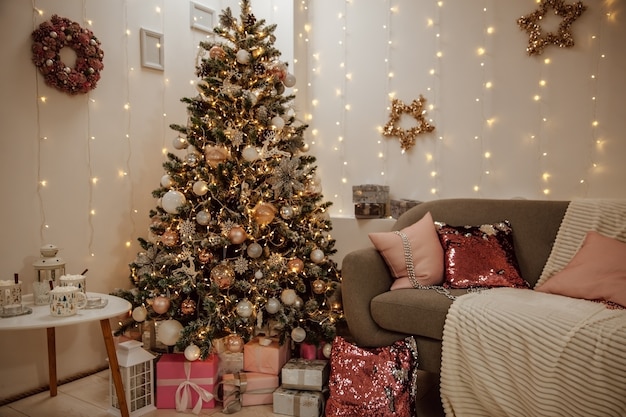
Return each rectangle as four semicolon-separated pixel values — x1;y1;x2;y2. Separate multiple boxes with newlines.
243;336;291;375
273;387;325;417
221;372;279;408
281;359;329;391
156;353;218;410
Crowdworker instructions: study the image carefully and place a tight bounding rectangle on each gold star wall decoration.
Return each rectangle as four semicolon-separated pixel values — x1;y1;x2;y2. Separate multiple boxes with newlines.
382;95;435;152
517;0;587;56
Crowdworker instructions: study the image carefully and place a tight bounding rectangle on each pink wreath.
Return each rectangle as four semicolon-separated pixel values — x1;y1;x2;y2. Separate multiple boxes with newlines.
31;15;104;95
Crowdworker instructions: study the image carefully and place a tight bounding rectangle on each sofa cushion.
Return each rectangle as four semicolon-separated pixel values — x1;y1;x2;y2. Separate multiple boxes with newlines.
371;288;469;340
535;231;626;307
436;220;529;289
369;211;444;290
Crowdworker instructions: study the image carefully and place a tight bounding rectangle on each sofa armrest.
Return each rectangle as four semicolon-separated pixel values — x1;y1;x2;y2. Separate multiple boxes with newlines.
341;247;408;347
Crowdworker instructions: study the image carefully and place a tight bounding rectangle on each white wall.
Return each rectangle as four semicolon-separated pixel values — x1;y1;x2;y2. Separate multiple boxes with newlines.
294;1;626;215
1;0;625;400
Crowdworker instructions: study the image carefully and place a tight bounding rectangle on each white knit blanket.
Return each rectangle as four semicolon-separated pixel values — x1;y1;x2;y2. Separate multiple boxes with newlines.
440;199;626;417
440;288;626;417
535;198;626;288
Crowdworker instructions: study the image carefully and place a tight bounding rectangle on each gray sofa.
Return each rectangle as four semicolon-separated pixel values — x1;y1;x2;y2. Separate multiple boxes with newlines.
341;198;569;373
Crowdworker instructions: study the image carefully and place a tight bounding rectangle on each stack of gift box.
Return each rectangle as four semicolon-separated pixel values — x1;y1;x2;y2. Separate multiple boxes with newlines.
153;335;330;416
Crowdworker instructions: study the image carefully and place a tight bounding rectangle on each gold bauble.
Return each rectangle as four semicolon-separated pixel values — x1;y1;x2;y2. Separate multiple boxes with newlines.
205;146;230;168
181;298;196;315
228;226;247;245
161;229;179;247
210;264;235;289
312;279;326;295
287;258;304;273
254;202;277;226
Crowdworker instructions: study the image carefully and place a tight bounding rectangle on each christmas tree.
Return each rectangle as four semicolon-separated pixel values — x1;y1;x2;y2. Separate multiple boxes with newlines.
115;0;343;359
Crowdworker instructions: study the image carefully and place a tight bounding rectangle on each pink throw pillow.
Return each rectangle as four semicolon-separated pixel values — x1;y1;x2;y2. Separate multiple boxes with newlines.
536;231;626;308
369;212;444;290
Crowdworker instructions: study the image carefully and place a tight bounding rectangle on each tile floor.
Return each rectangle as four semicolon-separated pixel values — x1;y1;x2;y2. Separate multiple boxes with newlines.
0;369;445;417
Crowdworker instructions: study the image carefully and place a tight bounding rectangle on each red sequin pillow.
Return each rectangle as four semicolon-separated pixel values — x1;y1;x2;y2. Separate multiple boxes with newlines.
325;336;418;417
436;220;529;289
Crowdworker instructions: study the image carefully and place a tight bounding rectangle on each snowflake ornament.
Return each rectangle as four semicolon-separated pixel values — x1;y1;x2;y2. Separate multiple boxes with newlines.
267;156;306;198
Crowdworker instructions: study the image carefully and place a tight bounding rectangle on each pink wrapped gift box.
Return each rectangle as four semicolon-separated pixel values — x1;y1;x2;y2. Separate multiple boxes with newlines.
219;371;279;411
281;358;329;391
273;387;325;417
243;336;291;375
156;353;218;411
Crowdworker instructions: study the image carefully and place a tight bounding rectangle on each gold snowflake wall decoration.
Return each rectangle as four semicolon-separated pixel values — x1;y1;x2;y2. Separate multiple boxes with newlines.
382;95;435;152
517;0;587;56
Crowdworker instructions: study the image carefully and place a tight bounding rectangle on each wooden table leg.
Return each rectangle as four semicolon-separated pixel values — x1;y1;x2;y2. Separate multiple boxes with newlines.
100;318;130;417
46;327;57;397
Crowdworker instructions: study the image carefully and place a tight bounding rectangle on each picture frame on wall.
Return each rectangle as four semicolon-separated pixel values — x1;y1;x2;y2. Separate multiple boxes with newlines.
140;28;164;71
190;2;215;34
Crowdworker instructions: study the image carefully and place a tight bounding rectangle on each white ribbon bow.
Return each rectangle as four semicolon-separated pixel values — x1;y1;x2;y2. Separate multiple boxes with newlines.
175;361;214;415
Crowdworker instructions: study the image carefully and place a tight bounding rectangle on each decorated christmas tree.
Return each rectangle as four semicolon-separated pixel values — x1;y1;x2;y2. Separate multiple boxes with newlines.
115;0;343;359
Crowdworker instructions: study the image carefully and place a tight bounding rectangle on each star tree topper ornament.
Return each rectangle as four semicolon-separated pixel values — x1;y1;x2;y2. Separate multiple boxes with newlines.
517;0;587;56
382;95;435;152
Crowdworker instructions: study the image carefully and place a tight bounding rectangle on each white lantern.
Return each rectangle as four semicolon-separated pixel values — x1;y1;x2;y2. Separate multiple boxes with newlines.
109;340;156;417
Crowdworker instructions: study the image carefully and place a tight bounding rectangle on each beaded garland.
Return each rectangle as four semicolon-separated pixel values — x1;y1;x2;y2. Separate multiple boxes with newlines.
31;15;104;95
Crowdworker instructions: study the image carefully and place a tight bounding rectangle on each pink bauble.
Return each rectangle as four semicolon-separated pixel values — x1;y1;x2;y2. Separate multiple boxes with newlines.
152;296;171;314
229;226;247;245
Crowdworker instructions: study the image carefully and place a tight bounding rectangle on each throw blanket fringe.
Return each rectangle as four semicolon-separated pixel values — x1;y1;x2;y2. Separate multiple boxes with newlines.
440;288;626;417
536;199;626;288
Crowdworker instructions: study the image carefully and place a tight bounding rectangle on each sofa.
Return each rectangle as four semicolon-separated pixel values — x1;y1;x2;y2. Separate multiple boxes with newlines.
341;198;569;374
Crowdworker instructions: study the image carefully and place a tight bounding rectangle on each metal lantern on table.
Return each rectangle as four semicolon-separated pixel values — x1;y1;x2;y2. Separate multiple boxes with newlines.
109;340;156;417
32;244;66;305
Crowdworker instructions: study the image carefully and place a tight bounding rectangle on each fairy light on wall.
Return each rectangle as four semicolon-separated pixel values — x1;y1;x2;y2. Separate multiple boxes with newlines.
335;0;350;215
377;0;393;189
425;0;444;198
32;0;48;243
122;0;136;251
474;4;495;196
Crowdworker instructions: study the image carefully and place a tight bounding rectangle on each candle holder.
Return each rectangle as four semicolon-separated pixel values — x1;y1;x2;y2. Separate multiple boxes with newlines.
32;244;66;305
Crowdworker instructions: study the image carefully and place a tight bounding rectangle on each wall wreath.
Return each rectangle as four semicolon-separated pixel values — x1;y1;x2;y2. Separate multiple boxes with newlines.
31;15;104;95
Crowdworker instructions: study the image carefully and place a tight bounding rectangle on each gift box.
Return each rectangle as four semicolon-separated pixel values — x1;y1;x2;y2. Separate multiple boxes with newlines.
390;199;421;219
354;203;386;218
243;336;291;375
273;387;325;417
218;371;279;412
156;353;218;412
281;358;329;391
299;343;324;360
218;351;244;375
352;184;390;204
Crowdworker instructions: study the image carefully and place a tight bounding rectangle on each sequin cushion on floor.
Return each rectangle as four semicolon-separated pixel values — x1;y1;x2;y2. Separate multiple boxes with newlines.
325;336;419;417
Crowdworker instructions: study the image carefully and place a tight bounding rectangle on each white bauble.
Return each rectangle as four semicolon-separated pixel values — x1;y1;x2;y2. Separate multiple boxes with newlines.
157;319;183;346
310;249;325;264
173;136;188;150
280;206;294;219
161;190;186;214
322;343;332;358
196;210;211;225
236;299;254;318
192;180;208;196
160;175;172;188
255;270;264;279
281;289;297;306
291;326;306;343
236;49;250;64
271;116;285;130
131;306;148;322
247;242;263;258
184;344;201;361
265;297;280;314
283;73;296;88
242;146;259;162
294;296;303;310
